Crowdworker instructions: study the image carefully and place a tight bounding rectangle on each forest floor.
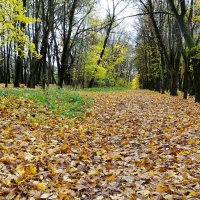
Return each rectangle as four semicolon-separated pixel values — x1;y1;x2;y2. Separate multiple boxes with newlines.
0;89;200;200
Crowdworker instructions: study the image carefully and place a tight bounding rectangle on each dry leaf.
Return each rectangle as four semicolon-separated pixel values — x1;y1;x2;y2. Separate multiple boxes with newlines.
156;182;171;193
33;181;47;191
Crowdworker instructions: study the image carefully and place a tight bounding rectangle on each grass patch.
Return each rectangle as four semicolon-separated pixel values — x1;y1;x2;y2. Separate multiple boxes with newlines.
81;87;129;92
0;88;92;118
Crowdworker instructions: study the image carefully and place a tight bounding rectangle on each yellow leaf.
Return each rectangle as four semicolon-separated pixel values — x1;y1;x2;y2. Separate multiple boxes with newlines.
107;174;116;182
1;144;7;150
148;170;157;176
16;165;25;176
27;165;37;175
139;190;150;196
88;169;99;176
82;154;90;159
33;181;47;191
14;195;20;200
179;150;190;155
58;192;74;200
96;151;101;156
188;139;196;145
113;153;124;160
189;190;197;196
156;182;171;193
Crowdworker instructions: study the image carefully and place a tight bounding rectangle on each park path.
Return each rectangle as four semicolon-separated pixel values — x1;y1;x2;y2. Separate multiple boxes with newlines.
1;90;200;199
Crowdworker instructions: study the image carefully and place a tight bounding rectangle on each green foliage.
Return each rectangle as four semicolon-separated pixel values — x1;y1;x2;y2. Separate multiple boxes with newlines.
82;87;129;92
194;52;200;59
0;88;91;118
190;46;200;60
115;78;127;87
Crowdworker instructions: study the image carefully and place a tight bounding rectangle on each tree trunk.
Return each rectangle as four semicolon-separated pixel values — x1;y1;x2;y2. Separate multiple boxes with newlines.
14;0;26;87
170;69;178;96
59;0;78;88
168;0;200;102
14;56;22;87
193;59;200;102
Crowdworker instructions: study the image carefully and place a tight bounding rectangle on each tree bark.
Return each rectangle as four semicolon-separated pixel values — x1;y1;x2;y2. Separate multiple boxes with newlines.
14;0;26;87
167;0;200;102
58;0;78;88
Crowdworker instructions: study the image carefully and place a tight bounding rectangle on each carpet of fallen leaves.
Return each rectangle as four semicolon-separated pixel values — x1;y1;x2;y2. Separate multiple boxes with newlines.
0;90;200;200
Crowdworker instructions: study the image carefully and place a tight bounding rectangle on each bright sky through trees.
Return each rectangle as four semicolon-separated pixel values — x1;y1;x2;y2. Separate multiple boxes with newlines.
98;0;138;33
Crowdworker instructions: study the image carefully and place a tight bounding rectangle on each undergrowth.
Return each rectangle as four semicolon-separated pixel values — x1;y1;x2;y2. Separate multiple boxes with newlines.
0;88;92;118
82;87;129;92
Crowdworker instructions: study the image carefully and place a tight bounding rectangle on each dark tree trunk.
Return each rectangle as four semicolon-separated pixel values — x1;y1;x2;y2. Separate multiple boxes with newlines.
14;0;26;88
59;0;78;88
14;56;23;87
193;59;200;102
27;0;40;88
170;70;178;96
183;53;189;99
183;69;189;99
168;0;200;102
88;77;95;88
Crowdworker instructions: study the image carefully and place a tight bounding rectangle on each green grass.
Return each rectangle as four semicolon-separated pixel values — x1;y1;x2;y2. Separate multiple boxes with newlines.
81;87;129;92
0;88;92;118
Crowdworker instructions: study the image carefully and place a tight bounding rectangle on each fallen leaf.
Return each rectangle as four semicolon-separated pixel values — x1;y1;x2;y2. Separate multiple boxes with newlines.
33;181;47;191
16;165;25;176
156;182;171;193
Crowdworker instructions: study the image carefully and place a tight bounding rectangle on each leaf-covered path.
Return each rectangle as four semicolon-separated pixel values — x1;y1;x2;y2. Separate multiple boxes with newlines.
1;90;200;199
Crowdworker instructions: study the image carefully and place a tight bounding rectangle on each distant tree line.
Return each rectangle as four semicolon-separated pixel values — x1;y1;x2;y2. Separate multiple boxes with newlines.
134;0;200;102
1;0;200;102
0;0;135;90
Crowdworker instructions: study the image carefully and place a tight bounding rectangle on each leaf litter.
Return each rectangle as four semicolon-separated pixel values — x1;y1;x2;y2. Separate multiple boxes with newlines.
0;90;200;200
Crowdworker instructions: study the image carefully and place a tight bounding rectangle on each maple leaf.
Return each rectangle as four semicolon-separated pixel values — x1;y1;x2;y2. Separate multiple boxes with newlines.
156;182;172;193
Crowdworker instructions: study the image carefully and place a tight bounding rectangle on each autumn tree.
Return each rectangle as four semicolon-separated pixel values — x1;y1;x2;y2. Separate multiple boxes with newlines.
167;0;200;102
88;0;131;87
134;0;200;101
0;0;38;87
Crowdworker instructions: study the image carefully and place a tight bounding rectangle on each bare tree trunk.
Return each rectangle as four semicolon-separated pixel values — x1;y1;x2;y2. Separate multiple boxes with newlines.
168;0;200;102
58;0;78;88
14;0;26;87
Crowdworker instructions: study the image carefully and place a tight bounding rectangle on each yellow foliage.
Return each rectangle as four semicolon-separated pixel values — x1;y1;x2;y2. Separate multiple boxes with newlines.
193;0;200;22
84;28;128;86
132;74;140;89
0;0;40;58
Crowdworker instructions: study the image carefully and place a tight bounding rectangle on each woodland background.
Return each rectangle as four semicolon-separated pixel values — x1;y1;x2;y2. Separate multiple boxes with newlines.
0;0;200;101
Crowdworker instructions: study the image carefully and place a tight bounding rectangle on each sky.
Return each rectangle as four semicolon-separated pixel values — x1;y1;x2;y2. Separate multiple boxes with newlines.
97;0;139;32
96;0;140;44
